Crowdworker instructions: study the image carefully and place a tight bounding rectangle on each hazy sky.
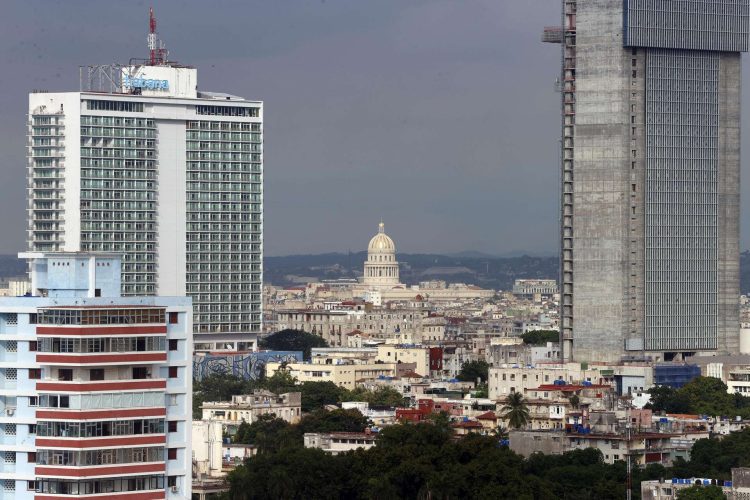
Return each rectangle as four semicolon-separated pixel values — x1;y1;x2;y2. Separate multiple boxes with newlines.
3;1;750;256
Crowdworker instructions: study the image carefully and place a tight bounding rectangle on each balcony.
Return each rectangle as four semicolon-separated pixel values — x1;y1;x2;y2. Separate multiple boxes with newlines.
35;378;167;392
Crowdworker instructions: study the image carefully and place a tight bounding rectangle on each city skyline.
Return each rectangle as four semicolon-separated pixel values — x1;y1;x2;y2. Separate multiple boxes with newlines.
4;0;748;258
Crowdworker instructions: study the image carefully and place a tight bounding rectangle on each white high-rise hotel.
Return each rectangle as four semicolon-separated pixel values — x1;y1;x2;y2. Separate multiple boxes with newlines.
27;44;262;349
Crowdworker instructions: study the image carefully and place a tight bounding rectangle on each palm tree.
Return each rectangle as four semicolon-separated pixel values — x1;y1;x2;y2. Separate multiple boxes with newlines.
501;392;530;429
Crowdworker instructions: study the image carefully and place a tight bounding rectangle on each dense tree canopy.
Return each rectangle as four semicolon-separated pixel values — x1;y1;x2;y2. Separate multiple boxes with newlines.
259;329;328;360
646;377;750;418
297;381;346;412
521;330;560;345
456;360;489;383
675;484;726;500
671;427;750;479
233;408;369;453
224;422;750;499
345;386;408;408
297;408;369;434
233;414;301;454
224;423;642;499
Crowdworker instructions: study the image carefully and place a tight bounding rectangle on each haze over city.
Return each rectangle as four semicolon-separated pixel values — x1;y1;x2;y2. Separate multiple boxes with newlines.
5;1;750;498
7;0;750;257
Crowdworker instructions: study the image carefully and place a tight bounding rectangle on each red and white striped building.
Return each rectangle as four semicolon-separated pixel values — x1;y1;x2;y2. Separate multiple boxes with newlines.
0;253;191;499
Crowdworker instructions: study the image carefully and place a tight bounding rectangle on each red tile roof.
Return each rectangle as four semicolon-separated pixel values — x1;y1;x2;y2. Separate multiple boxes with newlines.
476;411;497;421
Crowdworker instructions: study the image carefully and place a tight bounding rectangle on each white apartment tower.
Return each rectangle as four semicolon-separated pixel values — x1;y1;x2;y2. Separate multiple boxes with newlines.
0;252;192;498
27;53;263;350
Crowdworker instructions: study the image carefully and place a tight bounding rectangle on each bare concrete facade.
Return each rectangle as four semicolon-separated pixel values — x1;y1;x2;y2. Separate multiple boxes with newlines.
549;0;746;363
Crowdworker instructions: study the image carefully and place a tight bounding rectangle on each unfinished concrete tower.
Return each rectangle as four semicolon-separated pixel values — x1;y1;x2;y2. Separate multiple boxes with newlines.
544;0;748;363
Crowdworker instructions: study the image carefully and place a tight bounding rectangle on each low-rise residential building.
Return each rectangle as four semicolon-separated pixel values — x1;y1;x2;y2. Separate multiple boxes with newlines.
265;361;397;390
489;366;584;399
311;347;378;364
342;402;397;426
193;478;231;500
376;344;434;377
304;432;377;454
641;477;736;499
0;252;193;499
509;407;710;467
221;443;257;466
512;279;558;298
488;363;652;400
510;428;703;466
487;340;561;367
695;355;750;395
451;420;485;435
503;383;614;430
201;390;302;427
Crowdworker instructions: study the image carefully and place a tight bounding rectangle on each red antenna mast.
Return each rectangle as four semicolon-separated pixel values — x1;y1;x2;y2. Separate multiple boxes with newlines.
147;7;168;65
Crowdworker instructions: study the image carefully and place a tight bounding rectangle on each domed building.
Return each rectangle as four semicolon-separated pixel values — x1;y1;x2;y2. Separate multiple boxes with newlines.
363;221;402;289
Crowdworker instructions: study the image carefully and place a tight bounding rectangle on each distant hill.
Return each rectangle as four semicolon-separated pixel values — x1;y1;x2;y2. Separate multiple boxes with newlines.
267;251;750;293
3;251;748;294
0;256;27;279
265;252;558;291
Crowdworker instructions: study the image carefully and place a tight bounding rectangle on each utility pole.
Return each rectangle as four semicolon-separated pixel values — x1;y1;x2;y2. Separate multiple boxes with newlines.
626;424;632;500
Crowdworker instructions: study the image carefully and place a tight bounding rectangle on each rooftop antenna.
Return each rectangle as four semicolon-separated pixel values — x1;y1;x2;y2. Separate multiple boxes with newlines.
148;7;168;65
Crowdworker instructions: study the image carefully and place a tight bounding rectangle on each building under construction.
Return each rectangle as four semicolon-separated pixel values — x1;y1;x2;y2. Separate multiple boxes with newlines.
544;0;748;362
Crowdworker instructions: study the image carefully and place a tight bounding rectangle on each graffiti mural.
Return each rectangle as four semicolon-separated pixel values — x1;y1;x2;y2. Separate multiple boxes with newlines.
192;351;302;381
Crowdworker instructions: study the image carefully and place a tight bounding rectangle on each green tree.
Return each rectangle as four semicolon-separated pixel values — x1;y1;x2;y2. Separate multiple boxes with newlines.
193;373;256;419
457;360;490;383
521;329;560;345
472;382;489;398
683;427;750;477
646;385;678;412
297;408;369;434
344;386;408;408
426;411;453;433
224;446;352;499
227;420;750;500
501;392;530;429
646;377;750;418
233;414;303;453
676;484;727;500
298;381;348;412
646;384;692;414
259;329;328;360
677;377;736;417
262;368;297;395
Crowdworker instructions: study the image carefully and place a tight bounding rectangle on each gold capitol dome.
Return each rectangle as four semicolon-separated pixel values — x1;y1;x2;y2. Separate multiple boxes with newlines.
364;220;400;288
367;220;396;254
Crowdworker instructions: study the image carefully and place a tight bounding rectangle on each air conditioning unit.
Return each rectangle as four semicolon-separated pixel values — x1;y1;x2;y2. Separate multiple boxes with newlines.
170;485;179;493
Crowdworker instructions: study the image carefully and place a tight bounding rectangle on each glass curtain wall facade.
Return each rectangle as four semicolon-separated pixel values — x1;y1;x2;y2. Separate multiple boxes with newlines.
186;119;262;334
79;114;158;296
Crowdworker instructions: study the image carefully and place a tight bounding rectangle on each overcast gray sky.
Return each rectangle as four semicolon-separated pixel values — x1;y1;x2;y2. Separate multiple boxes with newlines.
3;1;750;256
